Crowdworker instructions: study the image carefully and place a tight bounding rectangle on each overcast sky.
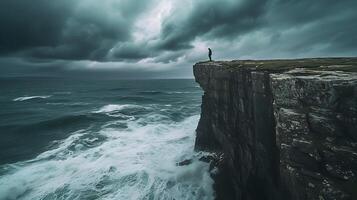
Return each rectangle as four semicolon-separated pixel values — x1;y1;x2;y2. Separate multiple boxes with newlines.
0;0;356;78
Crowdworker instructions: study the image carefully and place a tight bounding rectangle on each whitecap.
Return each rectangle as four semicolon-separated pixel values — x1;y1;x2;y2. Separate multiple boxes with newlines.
93;104;143;114
0;115;214;200
167;91;200;94
13;95;52;102
92;104;145;119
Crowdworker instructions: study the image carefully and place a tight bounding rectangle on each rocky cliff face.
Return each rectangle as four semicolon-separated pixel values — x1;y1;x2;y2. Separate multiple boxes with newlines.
193;58;357;200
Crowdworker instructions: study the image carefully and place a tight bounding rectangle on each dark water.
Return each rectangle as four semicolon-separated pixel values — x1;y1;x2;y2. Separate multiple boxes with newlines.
0;78;214;200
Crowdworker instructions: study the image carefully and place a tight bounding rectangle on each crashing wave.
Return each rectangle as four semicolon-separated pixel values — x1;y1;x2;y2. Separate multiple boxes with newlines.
13;95;52;101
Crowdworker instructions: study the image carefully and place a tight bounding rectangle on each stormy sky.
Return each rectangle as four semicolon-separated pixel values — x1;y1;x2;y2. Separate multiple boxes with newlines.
0;0;356;78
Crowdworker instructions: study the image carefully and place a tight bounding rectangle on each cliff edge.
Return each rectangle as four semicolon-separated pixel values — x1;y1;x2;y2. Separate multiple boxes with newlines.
193;58;357;200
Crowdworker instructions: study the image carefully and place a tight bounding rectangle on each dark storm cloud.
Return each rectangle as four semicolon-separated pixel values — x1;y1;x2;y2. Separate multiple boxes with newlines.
156;0;357;54
156;0;268;51
110;42;154;61
117;0;357;64
0;0;153;61
0;0;73;54
109;0;270;62
261;0;357;55
0;0;356;78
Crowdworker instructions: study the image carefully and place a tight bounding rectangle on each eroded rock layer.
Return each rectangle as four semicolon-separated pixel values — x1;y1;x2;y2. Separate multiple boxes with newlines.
193;58;357;200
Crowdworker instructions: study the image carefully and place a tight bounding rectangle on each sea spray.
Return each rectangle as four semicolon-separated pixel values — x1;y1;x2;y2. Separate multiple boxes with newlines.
0;79;211;200
0;115;214;200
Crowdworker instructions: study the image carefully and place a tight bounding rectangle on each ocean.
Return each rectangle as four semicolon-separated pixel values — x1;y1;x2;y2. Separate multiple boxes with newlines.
0;78;214;200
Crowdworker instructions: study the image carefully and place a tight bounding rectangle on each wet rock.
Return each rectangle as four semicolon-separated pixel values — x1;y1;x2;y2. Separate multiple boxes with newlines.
272;68;357;200
176;159;192;166
193;58;357;200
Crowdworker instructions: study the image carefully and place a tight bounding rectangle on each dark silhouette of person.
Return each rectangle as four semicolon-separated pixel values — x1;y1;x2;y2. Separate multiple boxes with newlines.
208;48;212;61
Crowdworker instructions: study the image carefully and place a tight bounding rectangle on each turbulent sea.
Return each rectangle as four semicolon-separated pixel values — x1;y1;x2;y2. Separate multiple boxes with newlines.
0;78;214;200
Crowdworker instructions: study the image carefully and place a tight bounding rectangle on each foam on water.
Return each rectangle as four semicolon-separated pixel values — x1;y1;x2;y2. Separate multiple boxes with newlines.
93;104;144;114
93;104;146;119
167;91;198;94
13;95;52;102
0;112;214;200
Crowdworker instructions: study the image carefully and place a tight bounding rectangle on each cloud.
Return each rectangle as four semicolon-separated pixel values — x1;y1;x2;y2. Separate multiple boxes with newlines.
0;0;153;61
155;0;357;55
156;0;268;51
0;0;73;54
0;0;356;78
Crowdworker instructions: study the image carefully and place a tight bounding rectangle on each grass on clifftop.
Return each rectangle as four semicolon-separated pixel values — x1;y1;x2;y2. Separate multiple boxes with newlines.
198;57;357;72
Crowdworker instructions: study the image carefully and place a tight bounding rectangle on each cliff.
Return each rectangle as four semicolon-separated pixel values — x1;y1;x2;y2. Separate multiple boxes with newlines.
193;58;357;200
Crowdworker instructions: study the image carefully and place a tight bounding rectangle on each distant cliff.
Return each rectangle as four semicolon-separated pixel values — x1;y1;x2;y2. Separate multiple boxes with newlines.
193;58;357;200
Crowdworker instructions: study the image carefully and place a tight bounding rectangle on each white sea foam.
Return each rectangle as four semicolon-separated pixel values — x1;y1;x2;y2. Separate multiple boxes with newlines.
93;104;143;114
167;91;198;94
13;95;52;102
0;115;214;200
93;104;145;119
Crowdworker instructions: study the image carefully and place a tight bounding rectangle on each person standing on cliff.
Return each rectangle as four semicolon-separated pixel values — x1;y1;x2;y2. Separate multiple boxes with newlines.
208;48;212;61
